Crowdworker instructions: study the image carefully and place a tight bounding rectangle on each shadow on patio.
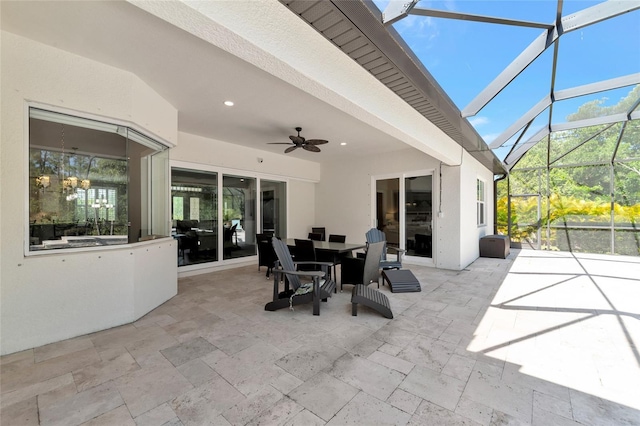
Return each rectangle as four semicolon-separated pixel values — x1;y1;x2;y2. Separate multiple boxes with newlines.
466;249;640;424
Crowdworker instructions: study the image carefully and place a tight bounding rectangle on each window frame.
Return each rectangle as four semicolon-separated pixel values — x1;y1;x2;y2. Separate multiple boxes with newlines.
24;103;173;256
477;178;486;227
170;160;289;270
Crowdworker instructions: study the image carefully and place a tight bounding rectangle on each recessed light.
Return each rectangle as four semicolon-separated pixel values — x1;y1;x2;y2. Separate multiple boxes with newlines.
340;142;347;146
224;100;234;106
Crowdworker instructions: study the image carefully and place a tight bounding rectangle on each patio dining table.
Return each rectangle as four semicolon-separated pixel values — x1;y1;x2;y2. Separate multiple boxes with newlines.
284;239;366;255
285;238;367;284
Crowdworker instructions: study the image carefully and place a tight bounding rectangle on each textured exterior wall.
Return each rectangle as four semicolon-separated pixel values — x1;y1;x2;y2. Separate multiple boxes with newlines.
317;147;494;270
172;132;320;182
459;152;495;269
0;32;178;355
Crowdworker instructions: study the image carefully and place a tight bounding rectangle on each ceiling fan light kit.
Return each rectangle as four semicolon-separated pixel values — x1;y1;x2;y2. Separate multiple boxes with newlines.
268;127;328;154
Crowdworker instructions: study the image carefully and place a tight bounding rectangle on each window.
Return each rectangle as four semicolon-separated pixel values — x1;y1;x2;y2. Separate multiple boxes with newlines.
477;178;486;226
28;107;169;251
171;168;217;266
172;196;184;220
171;167;286;267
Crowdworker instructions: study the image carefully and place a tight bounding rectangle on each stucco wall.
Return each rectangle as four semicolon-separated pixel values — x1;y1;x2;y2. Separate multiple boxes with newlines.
437;164;463;270
317;147;494;270
172;132;320;182
459;151;495;269
316;148;443;254
0;32;178;355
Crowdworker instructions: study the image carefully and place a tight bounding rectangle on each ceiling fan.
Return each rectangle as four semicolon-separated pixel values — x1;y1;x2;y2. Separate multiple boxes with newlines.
268;127;328;153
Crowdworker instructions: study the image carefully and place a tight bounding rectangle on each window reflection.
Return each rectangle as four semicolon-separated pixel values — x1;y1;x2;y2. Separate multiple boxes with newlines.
261;180;286;238
405;175;432;258
223;175;256;260
171;168;217;266
28;108;168;251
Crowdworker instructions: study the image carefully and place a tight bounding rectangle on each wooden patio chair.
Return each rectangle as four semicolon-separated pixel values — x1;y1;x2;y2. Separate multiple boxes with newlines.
365;228;406;270
265;237;336;315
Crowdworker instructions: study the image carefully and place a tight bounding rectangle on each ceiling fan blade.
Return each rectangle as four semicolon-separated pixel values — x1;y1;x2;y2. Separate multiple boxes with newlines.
284;145;299;153
303;144;321;153
289;135;304;145
306;139;328;145
267;143;294;145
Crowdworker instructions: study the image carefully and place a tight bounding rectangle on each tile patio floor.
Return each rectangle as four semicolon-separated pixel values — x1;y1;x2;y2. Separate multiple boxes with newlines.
1;249;639;425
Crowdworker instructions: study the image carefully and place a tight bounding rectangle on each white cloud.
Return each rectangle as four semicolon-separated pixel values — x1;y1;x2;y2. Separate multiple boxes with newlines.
468;116;489;127
482;133;501;144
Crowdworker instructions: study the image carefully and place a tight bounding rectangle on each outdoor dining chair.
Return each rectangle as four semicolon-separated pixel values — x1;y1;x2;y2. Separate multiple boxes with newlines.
257;233;277;278
311;227;326;241
317;234;348;281
340;241;385;291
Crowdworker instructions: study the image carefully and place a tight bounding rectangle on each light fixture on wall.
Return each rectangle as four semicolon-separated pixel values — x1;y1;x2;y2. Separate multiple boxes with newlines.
35;175;50;189
63;175;78;191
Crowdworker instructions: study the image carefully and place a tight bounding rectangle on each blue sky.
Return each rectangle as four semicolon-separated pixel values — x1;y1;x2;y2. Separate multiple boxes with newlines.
372;1;640;159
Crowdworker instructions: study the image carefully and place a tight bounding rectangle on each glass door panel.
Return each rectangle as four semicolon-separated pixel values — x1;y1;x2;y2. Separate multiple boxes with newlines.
405;175;432;258
223;175;256;259
171;168;218;266
261;180;286;238
375;178;400;247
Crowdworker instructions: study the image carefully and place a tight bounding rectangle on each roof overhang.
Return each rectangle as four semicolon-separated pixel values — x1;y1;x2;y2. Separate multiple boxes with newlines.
280;0;507;174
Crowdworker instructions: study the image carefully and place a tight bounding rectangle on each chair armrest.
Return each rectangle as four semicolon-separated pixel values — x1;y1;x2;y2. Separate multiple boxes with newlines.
277;268;326;278
387;246;406;254
294;261;334;267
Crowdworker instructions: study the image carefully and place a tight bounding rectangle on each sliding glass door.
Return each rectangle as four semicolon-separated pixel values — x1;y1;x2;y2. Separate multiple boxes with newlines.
171;168;218;266
375;178;400;248
375;172;433;261
172;165;287;267
222;175;256;260
405;175;432;258
261;180;286;238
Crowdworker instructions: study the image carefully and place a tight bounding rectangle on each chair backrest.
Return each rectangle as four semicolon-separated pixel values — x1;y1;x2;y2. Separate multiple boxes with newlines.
308;232;323;241
177;220;199;233
328;234;346;243
272;237;301;290
257;233;277;266
256;233;270;243
311;227;326;241
365;228;388;261
224;223;238;242
363;241;385;285
294;239;316;261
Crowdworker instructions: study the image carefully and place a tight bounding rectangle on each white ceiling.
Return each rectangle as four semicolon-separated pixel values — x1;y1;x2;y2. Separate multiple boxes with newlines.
1;1;411;163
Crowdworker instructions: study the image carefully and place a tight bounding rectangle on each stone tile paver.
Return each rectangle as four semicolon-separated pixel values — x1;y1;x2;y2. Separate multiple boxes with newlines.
327;391;411;425
289;372;359;421
2;250;639;426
